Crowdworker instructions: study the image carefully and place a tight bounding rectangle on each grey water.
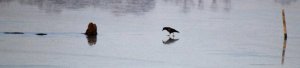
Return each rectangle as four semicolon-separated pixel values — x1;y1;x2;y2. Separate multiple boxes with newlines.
0;0;300;68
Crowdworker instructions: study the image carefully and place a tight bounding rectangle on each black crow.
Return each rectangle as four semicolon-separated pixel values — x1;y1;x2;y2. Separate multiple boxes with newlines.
162;27;179;35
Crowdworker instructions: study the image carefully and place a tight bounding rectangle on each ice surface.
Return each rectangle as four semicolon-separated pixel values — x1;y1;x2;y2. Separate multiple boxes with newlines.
0;0;300;68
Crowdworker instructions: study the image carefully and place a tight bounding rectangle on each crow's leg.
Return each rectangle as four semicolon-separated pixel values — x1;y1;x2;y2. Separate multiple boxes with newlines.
170;35;174;39
172;34;175;37
167;33;171;36
171;33;174;37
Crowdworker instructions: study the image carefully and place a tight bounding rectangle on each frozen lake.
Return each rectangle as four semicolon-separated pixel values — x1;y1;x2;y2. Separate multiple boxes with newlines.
0;0;300;68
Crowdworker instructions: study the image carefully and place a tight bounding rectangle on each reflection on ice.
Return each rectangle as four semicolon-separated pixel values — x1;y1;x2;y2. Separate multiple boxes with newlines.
197;0;204;10
223;0;231;12
163;0;232;13
0;0;236;14
281;39;287;64
210;0;231;12
162;36;179;45
210;0;218;12
86;35;97;46
14;0;155;15
1;0;298;15
275;0;298;6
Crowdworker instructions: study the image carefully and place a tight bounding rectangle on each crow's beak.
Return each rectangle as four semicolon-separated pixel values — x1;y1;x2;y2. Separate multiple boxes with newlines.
162;29;164;31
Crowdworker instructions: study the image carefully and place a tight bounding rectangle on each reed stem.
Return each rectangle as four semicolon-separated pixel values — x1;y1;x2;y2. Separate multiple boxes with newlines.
281;8;288;65
282;9;287;40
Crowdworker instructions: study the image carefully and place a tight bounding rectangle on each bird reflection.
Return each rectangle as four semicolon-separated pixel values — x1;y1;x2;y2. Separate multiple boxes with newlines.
86;35;97;46
162;36;179;45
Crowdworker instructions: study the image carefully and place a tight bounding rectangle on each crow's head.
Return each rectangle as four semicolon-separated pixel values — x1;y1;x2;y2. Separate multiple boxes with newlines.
162;27;171;31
